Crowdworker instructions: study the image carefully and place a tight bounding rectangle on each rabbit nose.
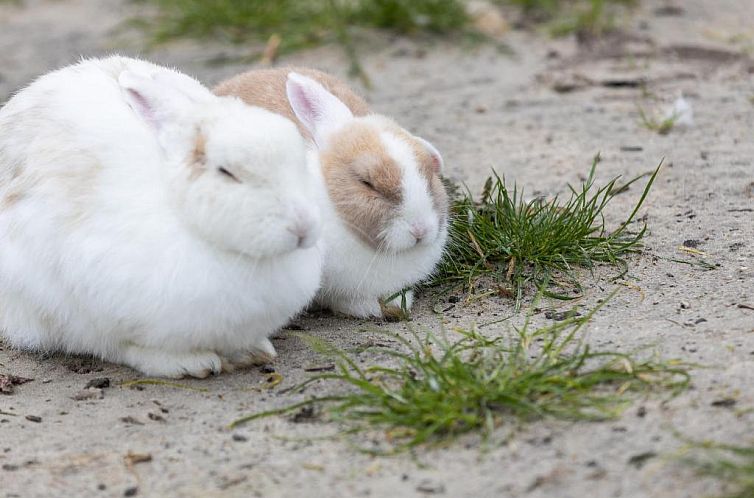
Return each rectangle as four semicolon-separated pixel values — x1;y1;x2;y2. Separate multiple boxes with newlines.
288;204;321;249
287;224;309;248
409;223;429;243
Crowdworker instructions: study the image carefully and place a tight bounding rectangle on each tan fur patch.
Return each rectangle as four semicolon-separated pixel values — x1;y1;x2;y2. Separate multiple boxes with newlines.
320;122;403;247
214;67;371;142
188;132;207;181
1;164;39;212
1;190;23;209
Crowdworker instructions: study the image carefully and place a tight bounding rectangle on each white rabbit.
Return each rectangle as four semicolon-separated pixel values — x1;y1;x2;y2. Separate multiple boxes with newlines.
215;68;448;318
0;56;324;377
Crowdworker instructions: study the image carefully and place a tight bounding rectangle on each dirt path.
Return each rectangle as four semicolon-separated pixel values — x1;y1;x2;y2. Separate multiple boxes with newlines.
1;1;752;497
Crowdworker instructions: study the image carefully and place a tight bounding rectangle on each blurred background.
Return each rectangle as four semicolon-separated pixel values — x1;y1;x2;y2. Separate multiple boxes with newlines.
2;0;751;191
0;0;653;92
1;0;753;205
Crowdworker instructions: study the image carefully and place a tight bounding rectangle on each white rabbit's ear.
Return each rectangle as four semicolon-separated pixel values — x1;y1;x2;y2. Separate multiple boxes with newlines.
416;136;444;174
286;72;353;148
152;70;214;104
119;70;195;129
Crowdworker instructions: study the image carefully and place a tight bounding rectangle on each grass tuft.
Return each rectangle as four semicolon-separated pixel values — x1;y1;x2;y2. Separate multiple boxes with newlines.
231;300;691;452
145;0;332;48
146;0;470;43
431;155;660;308
142;0;637;45
141;0;471;80
638;105;680;135
140;0;637;78
683;441;754;498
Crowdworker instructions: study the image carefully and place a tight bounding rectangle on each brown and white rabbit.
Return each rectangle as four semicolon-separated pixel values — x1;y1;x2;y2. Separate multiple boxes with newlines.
215;68;448;318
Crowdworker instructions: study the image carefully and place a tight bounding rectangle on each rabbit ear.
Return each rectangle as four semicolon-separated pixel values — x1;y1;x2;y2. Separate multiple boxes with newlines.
416;136;444;174
119;70;196;129
152;70;214;104
286;72;353;148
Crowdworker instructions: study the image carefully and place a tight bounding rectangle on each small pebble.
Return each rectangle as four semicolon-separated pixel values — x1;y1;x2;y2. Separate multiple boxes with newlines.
711;398;736;408
120;416;144;426
628;452;657;469
85;378;110;389
25;415;42;423
71;388;104;401
259;365;276;374
683;239;700;248
416;479;445;494
147;413;165;422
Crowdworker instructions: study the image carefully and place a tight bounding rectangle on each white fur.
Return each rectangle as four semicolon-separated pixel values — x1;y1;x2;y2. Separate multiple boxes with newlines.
0;57;324;377
286;73;447;318
379;130;441;252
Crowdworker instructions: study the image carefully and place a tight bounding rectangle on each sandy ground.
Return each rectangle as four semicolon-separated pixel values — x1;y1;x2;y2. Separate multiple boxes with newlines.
1;1;753;497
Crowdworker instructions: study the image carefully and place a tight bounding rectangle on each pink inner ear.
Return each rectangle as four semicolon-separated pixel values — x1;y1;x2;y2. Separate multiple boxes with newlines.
425;149;444;176
415;137;444;175
289;83;319;124
430;153;442;174
127;88;157;128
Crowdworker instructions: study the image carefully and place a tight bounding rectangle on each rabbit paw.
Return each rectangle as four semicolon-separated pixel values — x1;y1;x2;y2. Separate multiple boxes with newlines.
219;337;278;372
328;298;383;318
121;344;223;379
380;290;414;321
381;289;414;312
